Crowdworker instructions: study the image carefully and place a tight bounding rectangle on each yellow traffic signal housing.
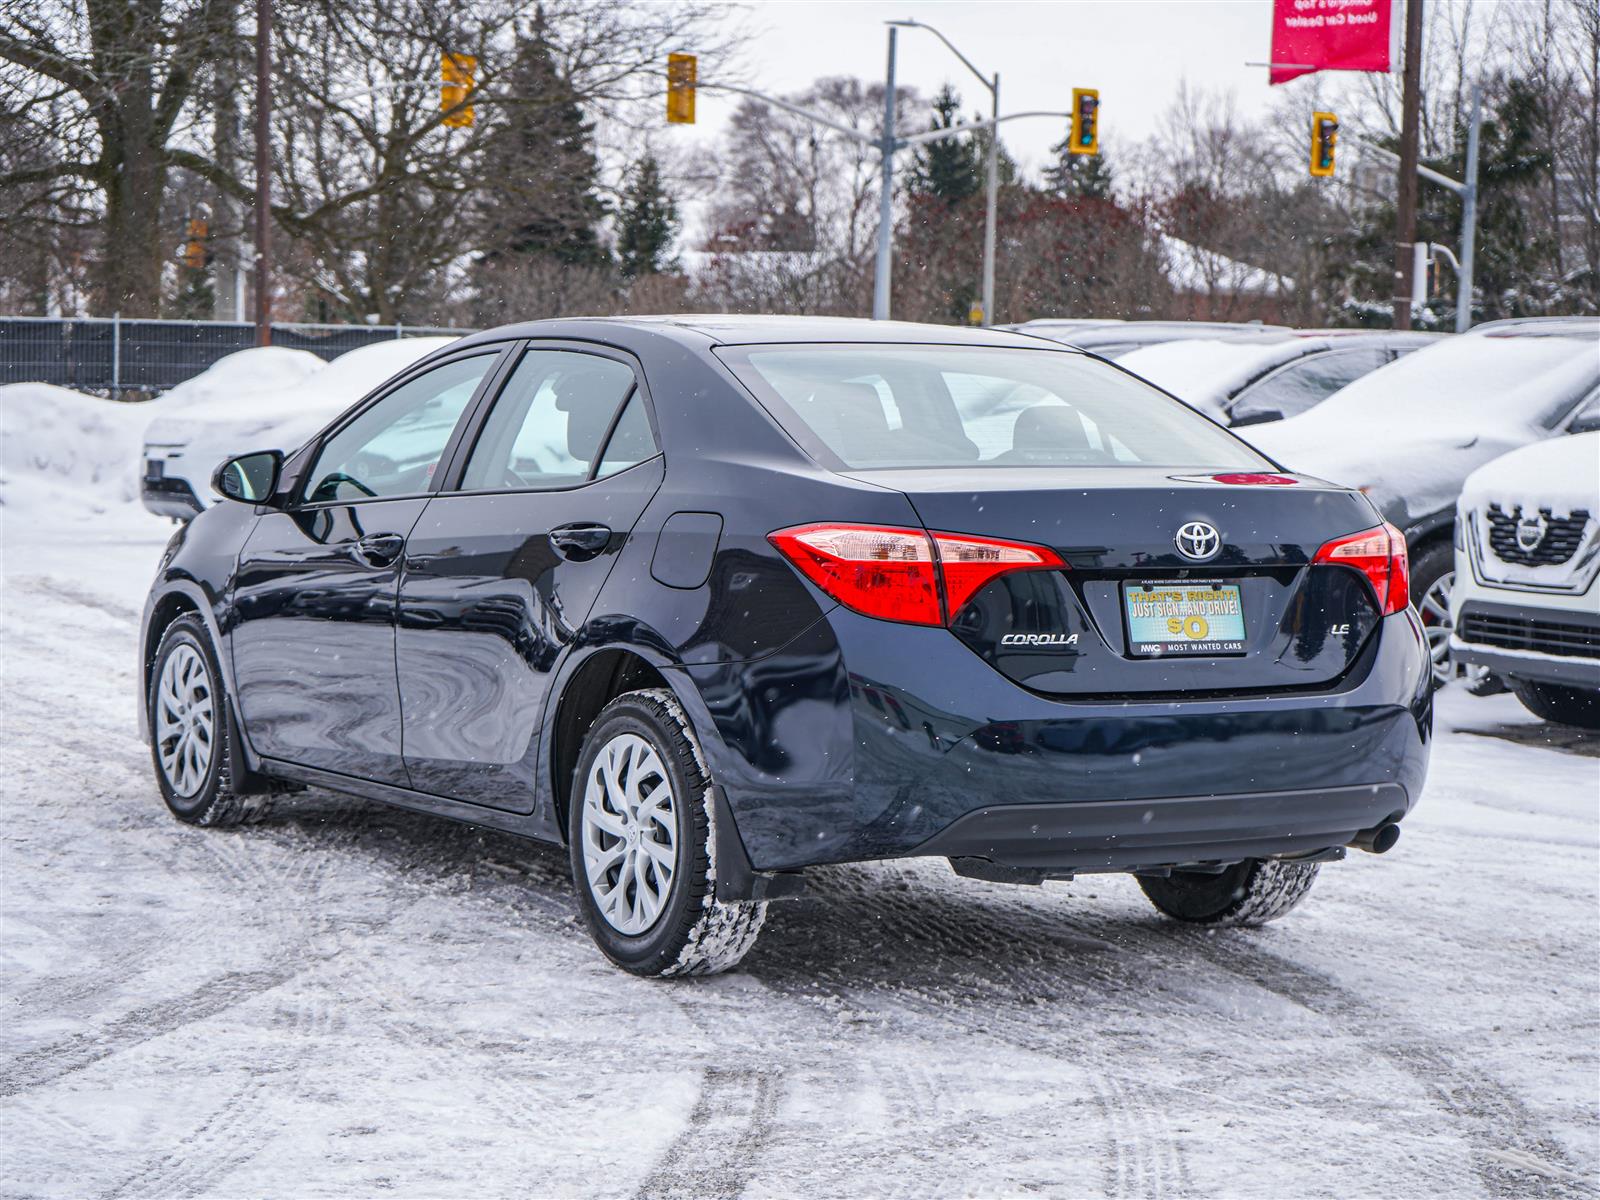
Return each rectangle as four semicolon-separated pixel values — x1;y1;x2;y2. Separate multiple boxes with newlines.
1070;88;1100;156
667;53;697;125
442;53;476;128
1310;111;1338;177
182;218;208;270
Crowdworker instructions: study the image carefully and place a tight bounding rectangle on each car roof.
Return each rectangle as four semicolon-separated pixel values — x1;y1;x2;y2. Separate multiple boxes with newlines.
451;314;1064;352
1468;316;1600;339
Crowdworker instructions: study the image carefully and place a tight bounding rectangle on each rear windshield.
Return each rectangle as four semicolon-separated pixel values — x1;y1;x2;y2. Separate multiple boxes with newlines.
719;344;1272;471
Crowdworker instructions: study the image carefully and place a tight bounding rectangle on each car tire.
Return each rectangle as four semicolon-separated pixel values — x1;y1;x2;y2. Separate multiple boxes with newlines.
1408;540;1455;688
567;688;767;977
148;615;264;828
1511;680;1600;730
1138;858;1318;927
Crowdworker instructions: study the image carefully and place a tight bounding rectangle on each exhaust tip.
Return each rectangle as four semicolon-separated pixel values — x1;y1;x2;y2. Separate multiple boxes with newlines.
1350;822;1401;855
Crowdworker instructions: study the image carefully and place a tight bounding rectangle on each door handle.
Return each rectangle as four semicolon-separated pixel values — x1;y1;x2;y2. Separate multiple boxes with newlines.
352;532;405;566
549;523;612;562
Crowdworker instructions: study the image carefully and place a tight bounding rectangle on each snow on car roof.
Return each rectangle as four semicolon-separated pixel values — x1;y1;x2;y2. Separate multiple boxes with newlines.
1257;332;1598;443
1117;337;1315;414
1459;430;1600;520
153;346;325;415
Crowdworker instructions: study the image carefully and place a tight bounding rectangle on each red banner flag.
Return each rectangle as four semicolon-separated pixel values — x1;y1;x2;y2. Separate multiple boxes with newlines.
1270;0;1394;85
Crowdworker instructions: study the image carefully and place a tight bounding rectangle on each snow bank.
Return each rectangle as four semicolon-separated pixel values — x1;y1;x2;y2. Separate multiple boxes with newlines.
0;383;149;505
1119;337;1305;414
143;336;454;446
1460;430;1599;520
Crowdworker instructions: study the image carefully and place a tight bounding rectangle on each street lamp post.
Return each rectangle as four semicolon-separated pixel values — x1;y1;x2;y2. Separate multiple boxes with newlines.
873;27;898;321
888;19;1000;326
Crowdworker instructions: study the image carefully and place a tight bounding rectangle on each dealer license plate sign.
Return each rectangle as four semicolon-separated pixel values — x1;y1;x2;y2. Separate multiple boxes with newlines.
1123;580;1247;656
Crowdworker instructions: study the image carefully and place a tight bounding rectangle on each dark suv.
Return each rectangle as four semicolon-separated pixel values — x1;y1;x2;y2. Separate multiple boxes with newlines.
139;317;1431;976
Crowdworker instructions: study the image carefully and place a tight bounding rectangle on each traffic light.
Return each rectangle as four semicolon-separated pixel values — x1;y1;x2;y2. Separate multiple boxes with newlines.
183;217;208;270
1069;88;1099;156
442;52;476;128
1310;111;1338;177
667;52;697;125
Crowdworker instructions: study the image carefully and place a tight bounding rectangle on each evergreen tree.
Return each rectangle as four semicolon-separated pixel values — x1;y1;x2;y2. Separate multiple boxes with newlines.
1465;76;1557;317
909;85;982;206
1045;136;1114;200
477;27;611;269
617;154;681;278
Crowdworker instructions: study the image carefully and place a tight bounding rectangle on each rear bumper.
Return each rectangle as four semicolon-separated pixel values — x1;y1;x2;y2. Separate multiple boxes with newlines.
911;784;1408;873
692;608;1432;872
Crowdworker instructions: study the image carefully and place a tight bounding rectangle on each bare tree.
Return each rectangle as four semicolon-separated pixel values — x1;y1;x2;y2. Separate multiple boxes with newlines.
695;76;918;315
0;0;236;314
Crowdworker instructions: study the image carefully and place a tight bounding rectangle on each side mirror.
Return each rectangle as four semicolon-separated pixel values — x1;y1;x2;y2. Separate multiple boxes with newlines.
212;449;284;505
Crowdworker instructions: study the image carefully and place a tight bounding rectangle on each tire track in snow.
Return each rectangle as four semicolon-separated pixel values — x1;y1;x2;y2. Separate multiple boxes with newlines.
634;1065;781;1200
752;862;1194;1200
0;967;296;1099
1173;932;1598;1200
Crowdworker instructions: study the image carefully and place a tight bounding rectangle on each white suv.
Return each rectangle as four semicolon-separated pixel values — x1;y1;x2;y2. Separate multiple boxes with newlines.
1450;412;1600;729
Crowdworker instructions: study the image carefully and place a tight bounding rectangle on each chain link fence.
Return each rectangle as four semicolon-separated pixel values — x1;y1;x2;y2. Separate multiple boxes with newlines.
0;316;473;394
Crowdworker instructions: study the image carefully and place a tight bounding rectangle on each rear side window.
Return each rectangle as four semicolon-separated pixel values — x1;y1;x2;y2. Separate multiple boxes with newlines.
460;350;640;490
719;344;1271;471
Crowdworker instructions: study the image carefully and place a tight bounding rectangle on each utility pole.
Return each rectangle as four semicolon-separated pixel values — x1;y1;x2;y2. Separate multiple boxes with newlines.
872;26;898;322
253;0;272;346
1391;0;1425;330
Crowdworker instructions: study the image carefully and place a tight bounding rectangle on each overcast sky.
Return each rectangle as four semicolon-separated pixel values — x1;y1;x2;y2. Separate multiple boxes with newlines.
661;1;1311;179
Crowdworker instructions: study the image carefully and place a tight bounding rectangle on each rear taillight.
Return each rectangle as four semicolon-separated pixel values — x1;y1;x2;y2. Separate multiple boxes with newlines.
933;531;1063;615
1314;523;1410;615
768;522;1063;626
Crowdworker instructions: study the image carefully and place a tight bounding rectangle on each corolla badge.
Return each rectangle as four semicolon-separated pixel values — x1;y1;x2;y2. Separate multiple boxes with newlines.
1175;521;1221;561
1515;511;1548;553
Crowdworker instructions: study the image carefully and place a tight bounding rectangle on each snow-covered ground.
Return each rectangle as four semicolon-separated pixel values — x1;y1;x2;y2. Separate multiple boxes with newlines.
2;388;1598;1199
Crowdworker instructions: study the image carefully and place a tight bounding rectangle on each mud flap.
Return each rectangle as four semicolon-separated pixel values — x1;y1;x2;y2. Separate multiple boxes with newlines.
712;785;805;903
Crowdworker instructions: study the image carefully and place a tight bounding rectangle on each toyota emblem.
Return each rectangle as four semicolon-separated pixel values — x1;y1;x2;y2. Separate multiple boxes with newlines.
1175;521;1221;560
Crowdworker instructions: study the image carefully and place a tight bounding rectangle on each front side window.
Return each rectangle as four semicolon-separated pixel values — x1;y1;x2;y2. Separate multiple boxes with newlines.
304;355;492;503
720;344;1271;471
460;350;641;490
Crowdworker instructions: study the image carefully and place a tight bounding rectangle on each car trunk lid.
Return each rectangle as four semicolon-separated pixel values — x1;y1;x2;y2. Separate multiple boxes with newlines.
845;466;1390;697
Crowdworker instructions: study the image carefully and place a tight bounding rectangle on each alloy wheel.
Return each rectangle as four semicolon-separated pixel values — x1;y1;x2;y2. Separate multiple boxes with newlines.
1419;569;1454;687
155;643;215;797
580;732;678;935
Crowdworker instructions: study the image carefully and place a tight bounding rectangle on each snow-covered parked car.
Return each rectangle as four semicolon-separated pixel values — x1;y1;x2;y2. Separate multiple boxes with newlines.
141;337;457;519
1450;422;1600;729
1245;319;1600;682
1118;330;1438;426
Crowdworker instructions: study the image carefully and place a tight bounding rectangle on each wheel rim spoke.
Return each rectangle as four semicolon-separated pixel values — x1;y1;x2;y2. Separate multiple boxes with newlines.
154;644;214;799
580;730;676;935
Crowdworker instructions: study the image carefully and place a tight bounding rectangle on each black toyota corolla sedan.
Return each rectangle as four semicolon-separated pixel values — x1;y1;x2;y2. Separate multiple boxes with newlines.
139;316;1431;976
